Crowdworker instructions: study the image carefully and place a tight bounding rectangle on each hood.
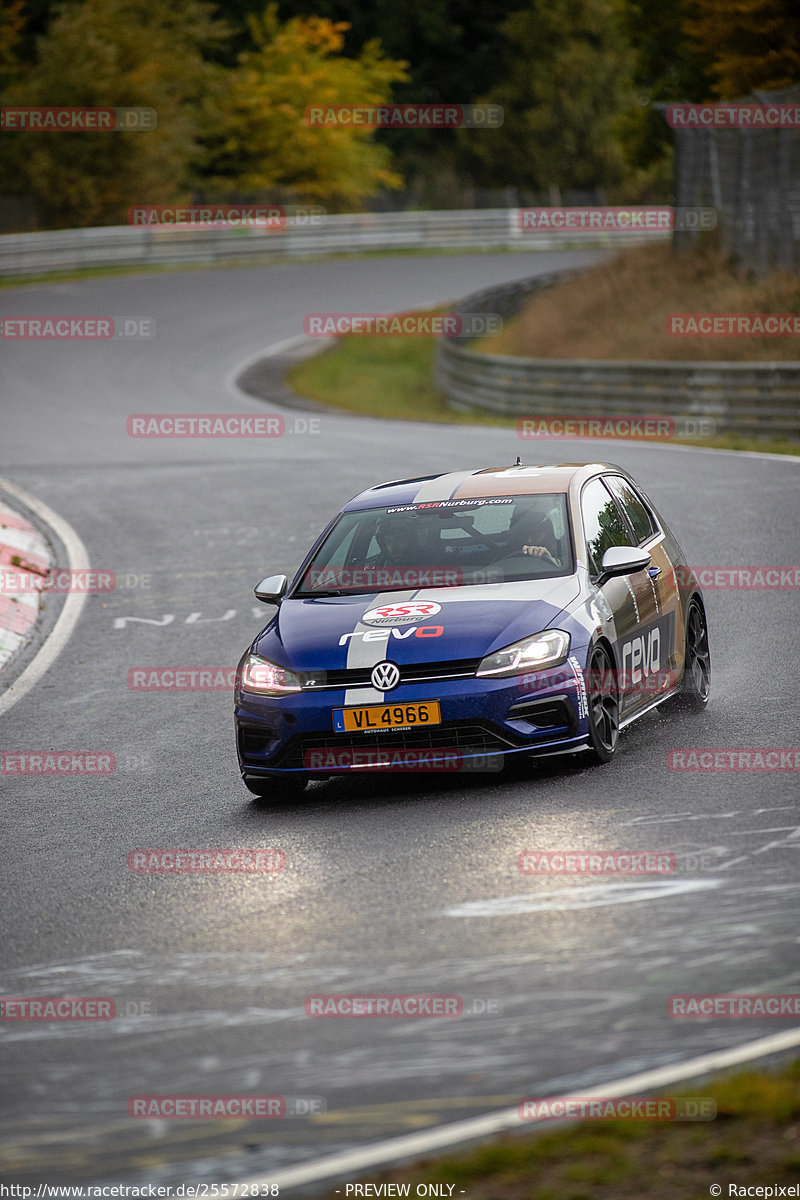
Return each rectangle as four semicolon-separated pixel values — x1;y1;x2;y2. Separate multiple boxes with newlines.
254;576;581;670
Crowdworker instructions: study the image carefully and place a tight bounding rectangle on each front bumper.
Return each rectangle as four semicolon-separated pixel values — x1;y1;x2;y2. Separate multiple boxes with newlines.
235;660;591;778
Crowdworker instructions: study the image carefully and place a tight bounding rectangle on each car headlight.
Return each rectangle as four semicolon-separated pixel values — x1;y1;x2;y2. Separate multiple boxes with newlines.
476;630;570;678
240;653;302;696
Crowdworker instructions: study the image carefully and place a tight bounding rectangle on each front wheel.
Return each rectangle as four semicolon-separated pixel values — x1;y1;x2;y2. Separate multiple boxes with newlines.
585;643;619;764
679;598;711;710
243;774;308;801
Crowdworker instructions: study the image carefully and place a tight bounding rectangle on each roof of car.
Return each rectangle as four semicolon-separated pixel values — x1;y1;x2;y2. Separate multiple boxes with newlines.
343;463;615;511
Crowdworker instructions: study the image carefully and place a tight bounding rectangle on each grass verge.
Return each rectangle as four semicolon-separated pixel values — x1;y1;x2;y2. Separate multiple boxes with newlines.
481;241;800;362
310;1061;800;1200
288;303;800;455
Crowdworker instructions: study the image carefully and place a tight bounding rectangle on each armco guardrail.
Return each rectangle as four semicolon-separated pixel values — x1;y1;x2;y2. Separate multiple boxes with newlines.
434;275;800;438
0;209;666;277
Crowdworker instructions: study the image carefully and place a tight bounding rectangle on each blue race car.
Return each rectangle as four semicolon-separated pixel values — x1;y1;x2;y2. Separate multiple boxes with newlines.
235;463;710;798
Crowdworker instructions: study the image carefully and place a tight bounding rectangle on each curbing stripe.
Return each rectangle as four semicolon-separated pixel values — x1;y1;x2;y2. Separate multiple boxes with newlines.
0;477;90;716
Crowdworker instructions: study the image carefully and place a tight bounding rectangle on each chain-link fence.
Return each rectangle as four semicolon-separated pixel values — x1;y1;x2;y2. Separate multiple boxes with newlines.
666;84;800;273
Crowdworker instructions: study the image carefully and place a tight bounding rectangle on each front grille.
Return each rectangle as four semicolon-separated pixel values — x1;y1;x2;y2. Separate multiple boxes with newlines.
296;657;481;691
272;723;514;769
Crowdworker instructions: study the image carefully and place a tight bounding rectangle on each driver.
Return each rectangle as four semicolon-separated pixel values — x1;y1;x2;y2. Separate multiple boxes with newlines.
369;514;430;567
506;501;562;566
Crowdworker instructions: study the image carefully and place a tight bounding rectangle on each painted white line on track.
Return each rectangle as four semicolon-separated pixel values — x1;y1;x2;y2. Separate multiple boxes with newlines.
239;1026;800;1191
0;476;90;717
225;334;327;406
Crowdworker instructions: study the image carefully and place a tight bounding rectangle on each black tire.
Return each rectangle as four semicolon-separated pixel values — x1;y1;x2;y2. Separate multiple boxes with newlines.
585;642;620;764
243;774;308;801
679;597;711;710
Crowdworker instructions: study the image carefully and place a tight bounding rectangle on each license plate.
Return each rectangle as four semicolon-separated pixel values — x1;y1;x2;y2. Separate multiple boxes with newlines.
333;701;441;733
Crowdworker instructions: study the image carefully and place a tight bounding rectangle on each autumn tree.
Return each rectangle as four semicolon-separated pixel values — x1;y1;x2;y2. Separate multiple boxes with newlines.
685;0;800;97
201;6;407;208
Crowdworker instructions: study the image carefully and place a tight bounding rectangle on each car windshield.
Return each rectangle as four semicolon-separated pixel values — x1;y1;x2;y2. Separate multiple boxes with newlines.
293;494;574;596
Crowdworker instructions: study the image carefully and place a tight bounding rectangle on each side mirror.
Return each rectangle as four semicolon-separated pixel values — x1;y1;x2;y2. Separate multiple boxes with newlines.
597;546;651;586
254;574;288;605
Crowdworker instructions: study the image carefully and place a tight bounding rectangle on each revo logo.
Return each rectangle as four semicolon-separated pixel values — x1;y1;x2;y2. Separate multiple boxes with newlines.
621;627;661;685
339;627;443;646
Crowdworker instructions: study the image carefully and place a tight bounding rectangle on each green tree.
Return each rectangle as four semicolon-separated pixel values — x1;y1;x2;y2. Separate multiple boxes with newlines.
204;6;407;208
460;0;636;198
4;0;228;228
616;0;714;199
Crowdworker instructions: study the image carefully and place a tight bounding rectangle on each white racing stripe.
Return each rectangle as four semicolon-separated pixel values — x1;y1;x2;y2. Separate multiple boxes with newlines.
344;590;417;705
236;1027;800;1191
0;477;90;716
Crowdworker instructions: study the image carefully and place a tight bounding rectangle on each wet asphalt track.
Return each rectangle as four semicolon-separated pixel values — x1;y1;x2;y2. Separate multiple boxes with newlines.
0;250;799;1185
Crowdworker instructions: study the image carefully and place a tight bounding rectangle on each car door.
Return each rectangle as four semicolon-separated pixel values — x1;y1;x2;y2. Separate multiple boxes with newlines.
579;476;660;720
602;474;683;698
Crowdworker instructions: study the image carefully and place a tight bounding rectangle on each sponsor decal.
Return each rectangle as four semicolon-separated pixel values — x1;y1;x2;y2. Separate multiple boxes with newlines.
361;601;442;626
618;613;675;690
568;655;588;719
385;498;513;514
338;626;443;645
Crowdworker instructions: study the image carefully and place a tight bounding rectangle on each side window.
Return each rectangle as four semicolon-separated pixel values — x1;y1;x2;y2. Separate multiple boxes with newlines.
581;477;632;574
604;476;657;544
